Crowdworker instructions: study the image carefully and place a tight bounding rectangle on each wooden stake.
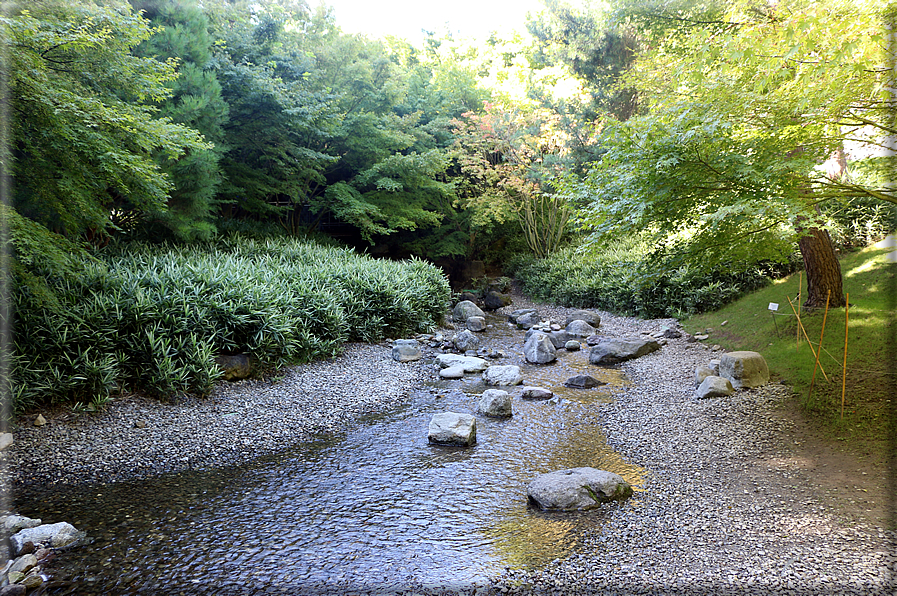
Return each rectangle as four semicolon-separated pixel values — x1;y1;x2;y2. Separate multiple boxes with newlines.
786;295;829;381
841;293;849;419
797;272;802;349
807;290;831;407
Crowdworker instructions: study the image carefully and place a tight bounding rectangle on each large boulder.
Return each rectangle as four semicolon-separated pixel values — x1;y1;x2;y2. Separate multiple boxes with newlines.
453;329;480;352
695;376;735;399
515;311;542;330
525;328;569;349
719;351;769;388
519;386;554;400
453;300;486;323
589;337;661;364
435;354;488;372
483;365;523;386
392;339;422;362
484;291;512;311
565;310;602;328
428;412;477;446
10;522;84;556
523;332;557;364
527;467;633;511
565;320;597;338
479;389;513;418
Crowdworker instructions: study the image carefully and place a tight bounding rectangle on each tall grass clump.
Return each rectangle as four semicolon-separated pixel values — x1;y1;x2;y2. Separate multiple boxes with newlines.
10;236;450;411
510;237;792;319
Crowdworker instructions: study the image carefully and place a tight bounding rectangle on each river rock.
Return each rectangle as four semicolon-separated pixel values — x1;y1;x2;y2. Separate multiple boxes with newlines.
565;320;597;338
483;365;523;386
589;337;661;364
525;328;568;349
19;573;43;590
719;351;769;388
0;584;26;596
695;365;715;386
564;375;606;389
527;467;633;511
507;308;537;323
585;334;603;346
0;433;12;451
695;376;735;399
565;340;581;351
452;300;486;323
519;386;553;400
9;554;36;576
484;291;512;310
391;339;422;362
565;310;602;328
515;311;542;329
466;316;487;332
439;366;465;379
479;389;513;418
215;354;252;381
10;522;84;556
428;412;476;446
453;329;480;352
435;353;488;372
1;515;41;534
33;414;46;427
524;332;557;364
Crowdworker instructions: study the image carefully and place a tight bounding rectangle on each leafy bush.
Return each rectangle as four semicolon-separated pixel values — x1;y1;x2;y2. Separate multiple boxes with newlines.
512;237;794;319
10;236;450;411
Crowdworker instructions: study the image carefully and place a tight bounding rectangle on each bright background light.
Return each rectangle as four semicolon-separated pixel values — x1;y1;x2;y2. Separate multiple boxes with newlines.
316;0;545;44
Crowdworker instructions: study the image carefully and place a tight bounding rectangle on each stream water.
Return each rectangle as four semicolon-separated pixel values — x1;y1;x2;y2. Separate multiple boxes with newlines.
14;315;647;595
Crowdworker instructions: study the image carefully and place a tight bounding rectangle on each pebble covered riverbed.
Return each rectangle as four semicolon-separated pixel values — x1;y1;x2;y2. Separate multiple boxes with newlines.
5;294;895;595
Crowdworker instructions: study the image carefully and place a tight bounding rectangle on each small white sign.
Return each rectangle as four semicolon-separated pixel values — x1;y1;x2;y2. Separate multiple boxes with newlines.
768;302;779;311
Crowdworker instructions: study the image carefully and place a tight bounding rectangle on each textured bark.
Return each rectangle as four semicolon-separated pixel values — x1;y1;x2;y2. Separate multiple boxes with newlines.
798;227;846;309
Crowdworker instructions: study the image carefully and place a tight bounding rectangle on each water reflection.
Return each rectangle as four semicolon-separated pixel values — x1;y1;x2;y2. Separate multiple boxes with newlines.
15;313;648;594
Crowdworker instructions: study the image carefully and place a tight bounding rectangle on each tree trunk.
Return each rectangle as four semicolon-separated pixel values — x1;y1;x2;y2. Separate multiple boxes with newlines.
797;226;846;309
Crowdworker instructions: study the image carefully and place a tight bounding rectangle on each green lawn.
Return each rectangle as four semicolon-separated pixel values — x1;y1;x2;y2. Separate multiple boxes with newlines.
683;239;895;448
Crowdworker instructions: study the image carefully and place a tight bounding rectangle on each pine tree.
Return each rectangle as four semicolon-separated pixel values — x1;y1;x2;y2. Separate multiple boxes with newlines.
133;0;229;240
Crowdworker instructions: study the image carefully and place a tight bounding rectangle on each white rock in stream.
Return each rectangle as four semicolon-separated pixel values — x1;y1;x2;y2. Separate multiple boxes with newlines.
478;389;512;417
427;412;476;446
483;365;523;386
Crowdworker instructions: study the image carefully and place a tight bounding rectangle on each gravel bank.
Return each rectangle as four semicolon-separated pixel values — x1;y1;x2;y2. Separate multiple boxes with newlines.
7;343;423;487
487;297;895;596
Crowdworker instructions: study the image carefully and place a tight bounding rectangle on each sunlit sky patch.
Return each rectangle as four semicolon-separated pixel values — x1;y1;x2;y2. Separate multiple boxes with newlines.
316;0;545;45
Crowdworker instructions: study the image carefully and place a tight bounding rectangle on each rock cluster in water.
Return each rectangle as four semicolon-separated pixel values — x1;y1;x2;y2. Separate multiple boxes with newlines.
0;514;85;593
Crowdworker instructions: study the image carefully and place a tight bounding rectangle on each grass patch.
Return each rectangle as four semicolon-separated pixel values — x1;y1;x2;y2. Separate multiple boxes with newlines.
683;240;895;450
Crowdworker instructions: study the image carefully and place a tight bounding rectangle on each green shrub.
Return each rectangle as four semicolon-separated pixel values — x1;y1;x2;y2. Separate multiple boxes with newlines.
513;238;791;319
9;236;450;411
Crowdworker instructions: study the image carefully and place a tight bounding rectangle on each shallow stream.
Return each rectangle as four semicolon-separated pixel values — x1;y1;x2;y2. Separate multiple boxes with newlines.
15;315;647;595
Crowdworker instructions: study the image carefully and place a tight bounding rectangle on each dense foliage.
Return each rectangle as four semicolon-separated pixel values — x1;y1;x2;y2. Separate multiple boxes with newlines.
510;237;795;319
10;236;449;411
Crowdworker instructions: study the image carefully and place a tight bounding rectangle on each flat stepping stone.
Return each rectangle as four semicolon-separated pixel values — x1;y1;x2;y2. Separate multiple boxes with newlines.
439;366;465;379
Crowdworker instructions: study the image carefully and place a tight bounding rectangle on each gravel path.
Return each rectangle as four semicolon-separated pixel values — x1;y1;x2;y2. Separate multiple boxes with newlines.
4;293;894;595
